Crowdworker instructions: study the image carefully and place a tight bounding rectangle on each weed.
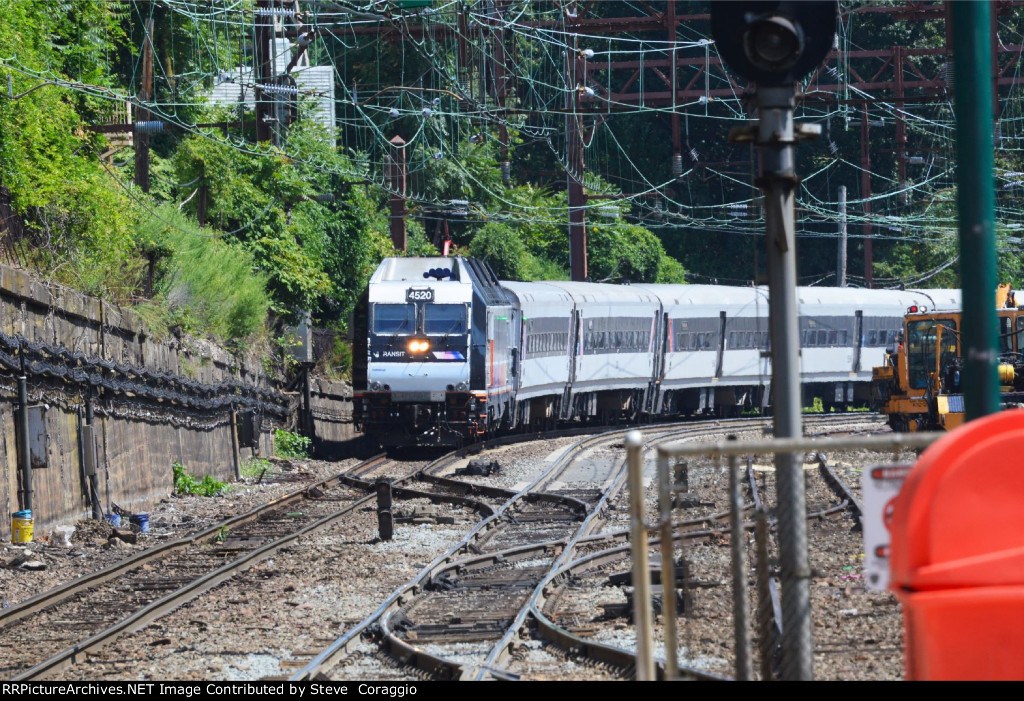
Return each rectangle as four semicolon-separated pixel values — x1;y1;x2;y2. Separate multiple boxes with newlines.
241;457;272;479
172;460;227;497
274;429;312;459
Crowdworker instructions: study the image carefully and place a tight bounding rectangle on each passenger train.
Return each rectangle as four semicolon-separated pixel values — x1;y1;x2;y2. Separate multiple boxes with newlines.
352;256;960;447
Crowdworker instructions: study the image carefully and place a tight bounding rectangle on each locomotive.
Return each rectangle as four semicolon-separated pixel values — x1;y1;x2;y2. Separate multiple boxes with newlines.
353;256;959;447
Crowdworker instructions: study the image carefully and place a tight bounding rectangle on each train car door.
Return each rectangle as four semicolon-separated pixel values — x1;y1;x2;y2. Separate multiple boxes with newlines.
561;308;581;420
714;311;727;379
853;310;864;373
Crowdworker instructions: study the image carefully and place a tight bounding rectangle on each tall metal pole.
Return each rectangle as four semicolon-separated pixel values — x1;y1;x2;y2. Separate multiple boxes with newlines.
18;350;31;512
756;85;812;680
134;18;154;192
838;186;847;287
952;1;1000;420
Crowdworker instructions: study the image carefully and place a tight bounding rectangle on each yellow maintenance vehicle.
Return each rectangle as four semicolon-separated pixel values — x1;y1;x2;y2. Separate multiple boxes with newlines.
873;284;1024;431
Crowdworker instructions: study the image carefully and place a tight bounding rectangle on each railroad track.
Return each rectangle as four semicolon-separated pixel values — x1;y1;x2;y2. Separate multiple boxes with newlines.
11;413;887;681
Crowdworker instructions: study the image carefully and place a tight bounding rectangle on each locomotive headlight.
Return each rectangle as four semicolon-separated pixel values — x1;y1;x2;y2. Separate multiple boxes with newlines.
370;381;382;391
456;382;468;391
407;338;431;354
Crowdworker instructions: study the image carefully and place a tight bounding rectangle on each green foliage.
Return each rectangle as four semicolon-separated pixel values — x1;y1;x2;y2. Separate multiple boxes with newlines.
587;222;665;283
469;222;529;280
657;254;688;284
0;1;142;298
274;429;312;459
136;204;270;341
172;461;226;497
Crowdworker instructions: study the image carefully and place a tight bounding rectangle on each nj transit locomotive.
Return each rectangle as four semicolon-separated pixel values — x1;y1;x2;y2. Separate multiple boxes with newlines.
353;256;960;447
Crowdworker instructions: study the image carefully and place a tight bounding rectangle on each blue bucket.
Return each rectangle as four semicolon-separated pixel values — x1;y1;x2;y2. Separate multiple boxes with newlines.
105;513;121;527
130;513;150;534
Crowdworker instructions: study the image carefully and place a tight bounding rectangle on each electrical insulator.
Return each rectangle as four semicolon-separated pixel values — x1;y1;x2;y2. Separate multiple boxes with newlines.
501;161;511;187
134;121;165;134
944;61;955;90
689;147;700;163
672;153;683;177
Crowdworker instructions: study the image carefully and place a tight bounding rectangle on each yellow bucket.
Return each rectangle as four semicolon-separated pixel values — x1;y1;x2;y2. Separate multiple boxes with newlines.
11;510;33;544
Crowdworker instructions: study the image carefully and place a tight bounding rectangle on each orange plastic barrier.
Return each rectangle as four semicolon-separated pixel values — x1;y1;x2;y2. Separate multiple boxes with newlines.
889;408;1024;680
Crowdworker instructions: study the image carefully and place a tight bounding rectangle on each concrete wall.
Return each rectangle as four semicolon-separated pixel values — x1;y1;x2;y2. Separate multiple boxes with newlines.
0;264;286;539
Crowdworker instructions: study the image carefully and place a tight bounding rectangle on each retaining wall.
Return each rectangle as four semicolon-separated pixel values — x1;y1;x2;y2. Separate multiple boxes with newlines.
0;264;293;540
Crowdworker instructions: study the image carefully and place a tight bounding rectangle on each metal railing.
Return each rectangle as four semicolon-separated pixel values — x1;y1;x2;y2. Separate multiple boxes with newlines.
625;430;942;681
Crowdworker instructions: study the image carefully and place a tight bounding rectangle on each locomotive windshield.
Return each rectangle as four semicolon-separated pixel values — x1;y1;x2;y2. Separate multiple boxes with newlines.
373;304;415;334
424;304;467;335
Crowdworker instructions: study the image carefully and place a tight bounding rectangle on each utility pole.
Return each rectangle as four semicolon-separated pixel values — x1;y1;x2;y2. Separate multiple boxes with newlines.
860;107;873;287
388;136;407;252
134;18;154;192
566;4;588;282
255;0;274;143
838;186;847;287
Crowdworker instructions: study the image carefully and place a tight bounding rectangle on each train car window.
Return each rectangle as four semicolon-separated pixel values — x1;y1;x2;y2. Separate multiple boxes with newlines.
424;304;467;334
802;330;811;347
828;330;837;345
1000;317;1013;353
1017;316;1024;352
746;332;754;347
373;304;415;334
868;330;878;345
839;330;848;345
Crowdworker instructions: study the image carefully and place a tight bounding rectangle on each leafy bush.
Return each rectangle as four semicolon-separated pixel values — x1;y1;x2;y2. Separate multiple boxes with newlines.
274;429;312;459
172;461;227;497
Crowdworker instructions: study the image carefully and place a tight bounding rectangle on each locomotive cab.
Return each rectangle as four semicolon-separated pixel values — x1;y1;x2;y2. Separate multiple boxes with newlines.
354;257;518;447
